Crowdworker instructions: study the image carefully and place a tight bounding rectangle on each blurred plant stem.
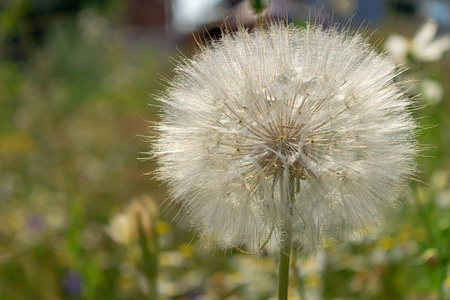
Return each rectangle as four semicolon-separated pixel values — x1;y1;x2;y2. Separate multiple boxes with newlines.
438;266;448;300
137;214;159;299
292;248;306;300
278;178;295;300
414;189;450;300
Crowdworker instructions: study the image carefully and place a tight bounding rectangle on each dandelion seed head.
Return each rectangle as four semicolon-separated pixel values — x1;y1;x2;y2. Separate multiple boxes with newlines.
153;22;417;253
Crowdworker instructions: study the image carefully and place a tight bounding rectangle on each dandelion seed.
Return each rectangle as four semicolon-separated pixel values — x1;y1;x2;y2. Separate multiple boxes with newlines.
152;22;417;255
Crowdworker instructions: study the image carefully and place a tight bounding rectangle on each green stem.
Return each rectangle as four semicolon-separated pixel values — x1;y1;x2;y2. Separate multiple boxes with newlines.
438;262;448;300
278;177;295;300
278;228;292;300
137;214;158;300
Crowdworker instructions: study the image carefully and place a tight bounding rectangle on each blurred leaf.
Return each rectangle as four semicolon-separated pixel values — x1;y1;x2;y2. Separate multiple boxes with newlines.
250;0;268;14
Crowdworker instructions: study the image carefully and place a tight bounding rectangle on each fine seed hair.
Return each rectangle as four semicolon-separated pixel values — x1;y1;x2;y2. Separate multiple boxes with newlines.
151;20;418;254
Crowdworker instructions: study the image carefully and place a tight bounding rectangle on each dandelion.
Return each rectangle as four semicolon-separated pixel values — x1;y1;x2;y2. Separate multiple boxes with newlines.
152;21;417;298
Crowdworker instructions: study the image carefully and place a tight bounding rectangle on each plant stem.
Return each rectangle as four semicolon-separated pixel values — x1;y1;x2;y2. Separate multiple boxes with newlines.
278;177;295;300
137;214;158;300
278;228;292;300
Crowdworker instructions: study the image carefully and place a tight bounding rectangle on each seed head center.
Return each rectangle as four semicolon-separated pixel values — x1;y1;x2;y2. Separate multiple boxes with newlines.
256;129;306;179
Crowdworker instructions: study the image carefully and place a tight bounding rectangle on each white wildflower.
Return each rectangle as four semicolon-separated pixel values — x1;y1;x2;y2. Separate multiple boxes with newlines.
153;23;417;253
106;196;158;246
385;19;450;63
420;78;444;105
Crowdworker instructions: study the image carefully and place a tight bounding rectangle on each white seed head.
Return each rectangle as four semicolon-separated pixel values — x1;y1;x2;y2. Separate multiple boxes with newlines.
153;22;417;253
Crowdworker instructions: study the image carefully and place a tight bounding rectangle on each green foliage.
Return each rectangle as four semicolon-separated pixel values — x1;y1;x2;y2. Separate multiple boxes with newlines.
251;0;268;14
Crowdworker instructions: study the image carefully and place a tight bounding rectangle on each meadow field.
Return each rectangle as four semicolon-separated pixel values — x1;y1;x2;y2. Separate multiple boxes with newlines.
0;1;449;299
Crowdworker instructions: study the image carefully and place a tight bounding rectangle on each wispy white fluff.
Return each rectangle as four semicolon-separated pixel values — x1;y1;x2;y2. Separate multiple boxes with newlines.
152;23;417;253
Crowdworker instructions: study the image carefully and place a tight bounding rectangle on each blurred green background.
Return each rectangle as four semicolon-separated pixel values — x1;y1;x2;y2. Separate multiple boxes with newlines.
0;0;449;299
